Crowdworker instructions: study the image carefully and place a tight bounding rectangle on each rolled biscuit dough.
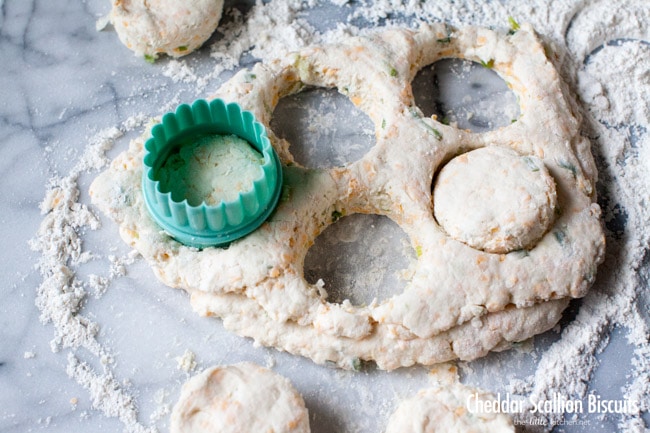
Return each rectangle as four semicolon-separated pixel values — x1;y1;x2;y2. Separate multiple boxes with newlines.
170;362;310;433
91;23;605;370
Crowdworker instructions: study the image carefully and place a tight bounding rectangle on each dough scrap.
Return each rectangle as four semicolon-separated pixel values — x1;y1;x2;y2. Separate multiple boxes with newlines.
91;23;605;369
109;0;224;59
386;365;514;433
170;362;310;433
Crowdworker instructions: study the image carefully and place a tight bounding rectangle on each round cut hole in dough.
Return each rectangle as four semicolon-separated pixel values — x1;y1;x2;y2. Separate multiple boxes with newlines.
170;362;310;433
304;213;415;306
271;87;376;169
413;59;520;133
433;146;557;253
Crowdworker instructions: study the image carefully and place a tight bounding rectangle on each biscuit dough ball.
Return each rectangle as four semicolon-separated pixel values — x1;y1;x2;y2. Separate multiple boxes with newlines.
170;362;310;433
109;0;224;59
433;146;557;254
385;381;515;433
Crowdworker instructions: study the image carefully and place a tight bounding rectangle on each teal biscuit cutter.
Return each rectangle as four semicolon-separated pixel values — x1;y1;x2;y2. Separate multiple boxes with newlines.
142;99;283;248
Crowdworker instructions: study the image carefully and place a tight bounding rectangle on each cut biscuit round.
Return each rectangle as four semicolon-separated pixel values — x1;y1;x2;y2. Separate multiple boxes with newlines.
433;146;557;253
170;362;310;433
110;0;224;59
386;374;514;433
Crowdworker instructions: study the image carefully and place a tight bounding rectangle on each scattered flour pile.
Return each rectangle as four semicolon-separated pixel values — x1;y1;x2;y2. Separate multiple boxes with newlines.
31;0;649;431
30;118;155;433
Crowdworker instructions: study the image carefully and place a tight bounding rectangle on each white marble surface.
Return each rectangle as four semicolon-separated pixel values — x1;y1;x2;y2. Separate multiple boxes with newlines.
1;1;649;433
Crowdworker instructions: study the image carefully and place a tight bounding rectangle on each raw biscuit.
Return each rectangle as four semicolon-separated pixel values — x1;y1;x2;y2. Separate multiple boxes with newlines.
433;146;557;253
109;0;223;59
170;362;310;433
386;365;514;433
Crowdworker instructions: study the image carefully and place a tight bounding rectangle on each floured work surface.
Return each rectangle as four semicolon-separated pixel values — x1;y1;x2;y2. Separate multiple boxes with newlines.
91;23;605;370
23;1;650;432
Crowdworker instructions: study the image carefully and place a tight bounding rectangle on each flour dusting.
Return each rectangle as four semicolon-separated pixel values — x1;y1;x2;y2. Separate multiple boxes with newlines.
504;13;650;431
30;117;155;433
